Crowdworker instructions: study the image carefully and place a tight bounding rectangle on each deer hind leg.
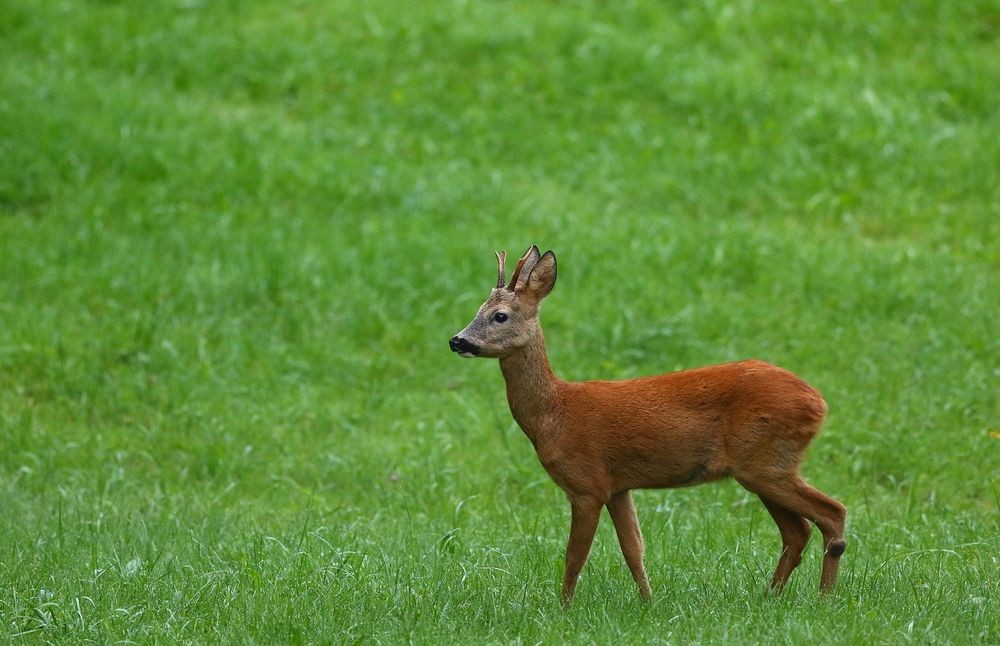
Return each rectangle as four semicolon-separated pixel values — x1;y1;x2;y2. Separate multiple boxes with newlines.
758;495;811;590
561;496;602;606
740;476;846;592
606;490;652;600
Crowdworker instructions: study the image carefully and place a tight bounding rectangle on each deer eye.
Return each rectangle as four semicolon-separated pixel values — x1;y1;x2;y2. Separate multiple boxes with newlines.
492;312;509;323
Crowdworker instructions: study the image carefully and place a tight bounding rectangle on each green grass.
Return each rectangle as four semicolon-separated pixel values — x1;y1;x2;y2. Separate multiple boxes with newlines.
1;0;998;642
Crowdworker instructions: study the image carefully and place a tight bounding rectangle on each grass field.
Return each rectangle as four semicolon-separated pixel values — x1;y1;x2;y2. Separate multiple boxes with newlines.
2;0;999;642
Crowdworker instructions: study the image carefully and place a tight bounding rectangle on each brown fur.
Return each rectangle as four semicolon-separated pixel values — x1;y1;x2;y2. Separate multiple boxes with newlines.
452;246;846;605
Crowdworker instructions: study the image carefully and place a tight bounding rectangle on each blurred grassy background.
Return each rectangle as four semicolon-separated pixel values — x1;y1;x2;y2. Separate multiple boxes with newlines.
1;0;998;642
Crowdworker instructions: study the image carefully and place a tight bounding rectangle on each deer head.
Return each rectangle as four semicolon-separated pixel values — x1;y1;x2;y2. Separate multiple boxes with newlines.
450;245;557;358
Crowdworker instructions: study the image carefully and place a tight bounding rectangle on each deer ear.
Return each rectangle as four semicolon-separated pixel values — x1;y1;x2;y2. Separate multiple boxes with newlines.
522;250;556;302
508;245;542;292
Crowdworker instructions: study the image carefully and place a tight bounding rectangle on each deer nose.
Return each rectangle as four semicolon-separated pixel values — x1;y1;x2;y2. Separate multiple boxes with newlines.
450;336;480;356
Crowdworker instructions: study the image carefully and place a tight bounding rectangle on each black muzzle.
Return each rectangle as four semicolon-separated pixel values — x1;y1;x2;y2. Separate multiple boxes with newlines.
449;336;480;356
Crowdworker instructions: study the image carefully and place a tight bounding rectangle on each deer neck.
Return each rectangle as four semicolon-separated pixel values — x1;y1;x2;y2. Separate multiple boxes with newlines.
498;325;562;446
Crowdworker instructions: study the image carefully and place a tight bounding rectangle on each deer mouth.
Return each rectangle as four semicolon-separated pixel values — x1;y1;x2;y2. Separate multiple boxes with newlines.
450;336;481;357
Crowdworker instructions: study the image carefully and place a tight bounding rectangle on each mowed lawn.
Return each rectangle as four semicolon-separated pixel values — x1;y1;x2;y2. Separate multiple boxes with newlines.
1;0;998;642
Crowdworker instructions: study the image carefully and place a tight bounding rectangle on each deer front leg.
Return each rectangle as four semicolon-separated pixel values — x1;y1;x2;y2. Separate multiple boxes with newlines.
607;490;652;600
561;497;602;606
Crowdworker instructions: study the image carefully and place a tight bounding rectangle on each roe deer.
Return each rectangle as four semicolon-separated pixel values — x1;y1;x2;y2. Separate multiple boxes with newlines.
449;246;846;605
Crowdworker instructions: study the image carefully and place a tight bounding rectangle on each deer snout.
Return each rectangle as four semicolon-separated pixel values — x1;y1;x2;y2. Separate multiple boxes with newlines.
450;336;480;357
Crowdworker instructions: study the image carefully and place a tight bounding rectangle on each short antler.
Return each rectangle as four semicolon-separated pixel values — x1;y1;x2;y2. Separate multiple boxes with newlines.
495;250;507;289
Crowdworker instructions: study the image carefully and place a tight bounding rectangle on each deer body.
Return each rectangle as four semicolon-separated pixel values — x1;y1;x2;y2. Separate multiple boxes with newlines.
451;246;846;604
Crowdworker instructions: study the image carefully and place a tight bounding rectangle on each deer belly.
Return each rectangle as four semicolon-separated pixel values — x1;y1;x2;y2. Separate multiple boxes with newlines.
609;443;726;490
